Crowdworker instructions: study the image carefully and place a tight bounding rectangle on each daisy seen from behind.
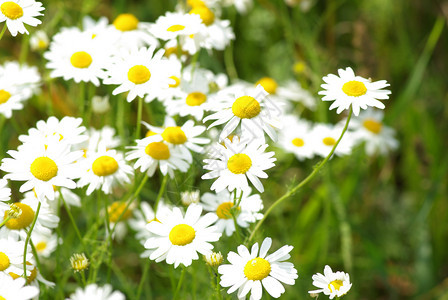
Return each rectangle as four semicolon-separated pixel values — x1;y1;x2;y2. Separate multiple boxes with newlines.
0;0;44;37
144;203;221;268
319;67;391;116
219;237;298;299
308;265;352;299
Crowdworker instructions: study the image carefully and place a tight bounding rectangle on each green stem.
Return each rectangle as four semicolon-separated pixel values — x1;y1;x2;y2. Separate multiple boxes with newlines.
61;193;88;253
173;268;186;300
19;33;30;65
136;259;151;299
30;240;42;274
79;82;86;119
154;174;168;213
135;97;143;140
215;271;222;300
0;216;11;228
80;271;87;287
224;41;238;81
23;202;41;279
0;24;7;41
247;109;353;243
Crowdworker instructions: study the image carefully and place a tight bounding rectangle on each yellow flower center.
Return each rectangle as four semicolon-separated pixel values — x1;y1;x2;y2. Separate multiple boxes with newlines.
128;65;151;84
113;13;139;31
3;203;35;230
0;296;5;300
291;138;304;147
189;6;215;26
92;155;119;177
167;24;185;32
161;127;187;145
363;119;382;134
35;241;47;252
322;137;336;146
216;202;235;219
186;92;207;106
169;224;196;246
256;77;278;94
187;0;206;7
244;257;271;281
164;47;187;58
145;142;170;160
145;130;158;137
232;96;261;119
0;252;10;271
328;279;343;292
342;80;367;97
30;157;58;181
9;263;37;283
227;153;252;174
169;76;181;88
0;90;11;104
108;201;132;223
1;2;23;20
70;51;93;69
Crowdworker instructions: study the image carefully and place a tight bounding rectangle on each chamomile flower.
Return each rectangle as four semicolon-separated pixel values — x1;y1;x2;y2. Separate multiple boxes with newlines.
29;29;48;51
144;204;221;268
31;229;58;258
80;126;121;153
107;200;137;242
310;124;354;158
0;61;41;99
0;0;44;36
202;136;276;193
77;144;133;195
200;187;263;236
204;85;282;142
319;67;391;116
0;233;33;277
126;135;190;178
0;179;11;202
349;109;399;156
110;13;159;49
68;284;125;300
218;237;298;299
150;11;204;41
0;272;39;300
1;138;83;200
278;115;314;161
104;46;172;102
308;265;352;299
0;85;25;118
129;200;172;243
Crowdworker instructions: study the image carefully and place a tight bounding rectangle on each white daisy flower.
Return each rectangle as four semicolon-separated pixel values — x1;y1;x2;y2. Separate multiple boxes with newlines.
144;204;221;268
0;272;39;300
106;200;138;242
0;61;41;99
319;67;391;116
204;85;282;142
77;144;133;195
79;126;121;153
0;178;10;202
0;81;27;118
310;123;354;158
202;136;276;193
278;115;314;161
308;265;352;299
68;283;125;300
0;232;33;277
0;0;44;36
31;229;58;258
200;187;263;236
91;95;110;114
104;46;172;102
110;13;159;49
128;200;171;243
1;138;83;200
126;135;190;178
349;109;399;156
149;11;204;41
218;237;298;299
29;29;48;51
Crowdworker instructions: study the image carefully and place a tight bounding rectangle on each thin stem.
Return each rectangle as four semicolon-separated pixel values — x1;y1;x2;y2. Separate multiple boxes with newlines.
19;33;30;65
135;97;143;140
215;271;222;300
0;24;7;41
136;259;151;299
0;216;11;228
173;267;186;300
30;240;43;274
80;271;87;287
154;174;168;213
23;202;41;279
61;193;88;252
79;82;86;119
247;110;353;243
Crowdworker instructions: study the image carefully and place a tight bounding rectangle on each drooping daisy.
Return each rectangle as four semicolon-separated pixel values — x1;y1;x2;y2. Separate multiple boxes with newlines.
219;237;298;299
77;144;133;195
204;84;282;142
310;124;354;158
349;109;399;156
0;61;41;99
278;115;314;161
0;272;39;300
104;46;172;102
200;187;263;236
0;178;11;202
202;136;276;193
31;229;58;258
0;232;33;277
0;0;44;36
126;135;190;178
319;67;391;116
68;284;125;300
1;137;83;200
144;204;221;268
149;11;204;41
308;265;352;299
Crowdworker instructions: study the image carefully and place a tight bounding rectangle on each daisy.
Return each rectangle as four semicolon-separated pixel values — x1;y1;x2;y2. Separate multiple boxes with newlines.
0;61;41;100
0;272;39;300
204;84;282;142
68;284;125;300
202;136;276;193
319;67;391;116
200;187;263;236
0;232;33;277
110;13;159;49
0;178;11;202
107;200;137;242
308;265;352;299
126;135;190;178
219;237;298;299
31;229;58;258
144;204;221;268
0;0;44;36
79;126;121;153
0;82;26;118
77;143;133;195
310;123;354;158
149;11;204;41
104;46;172;102
29;29;48;51
1;137;83;200
278;115;314;161
349;109;399;156
181;190;200;206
